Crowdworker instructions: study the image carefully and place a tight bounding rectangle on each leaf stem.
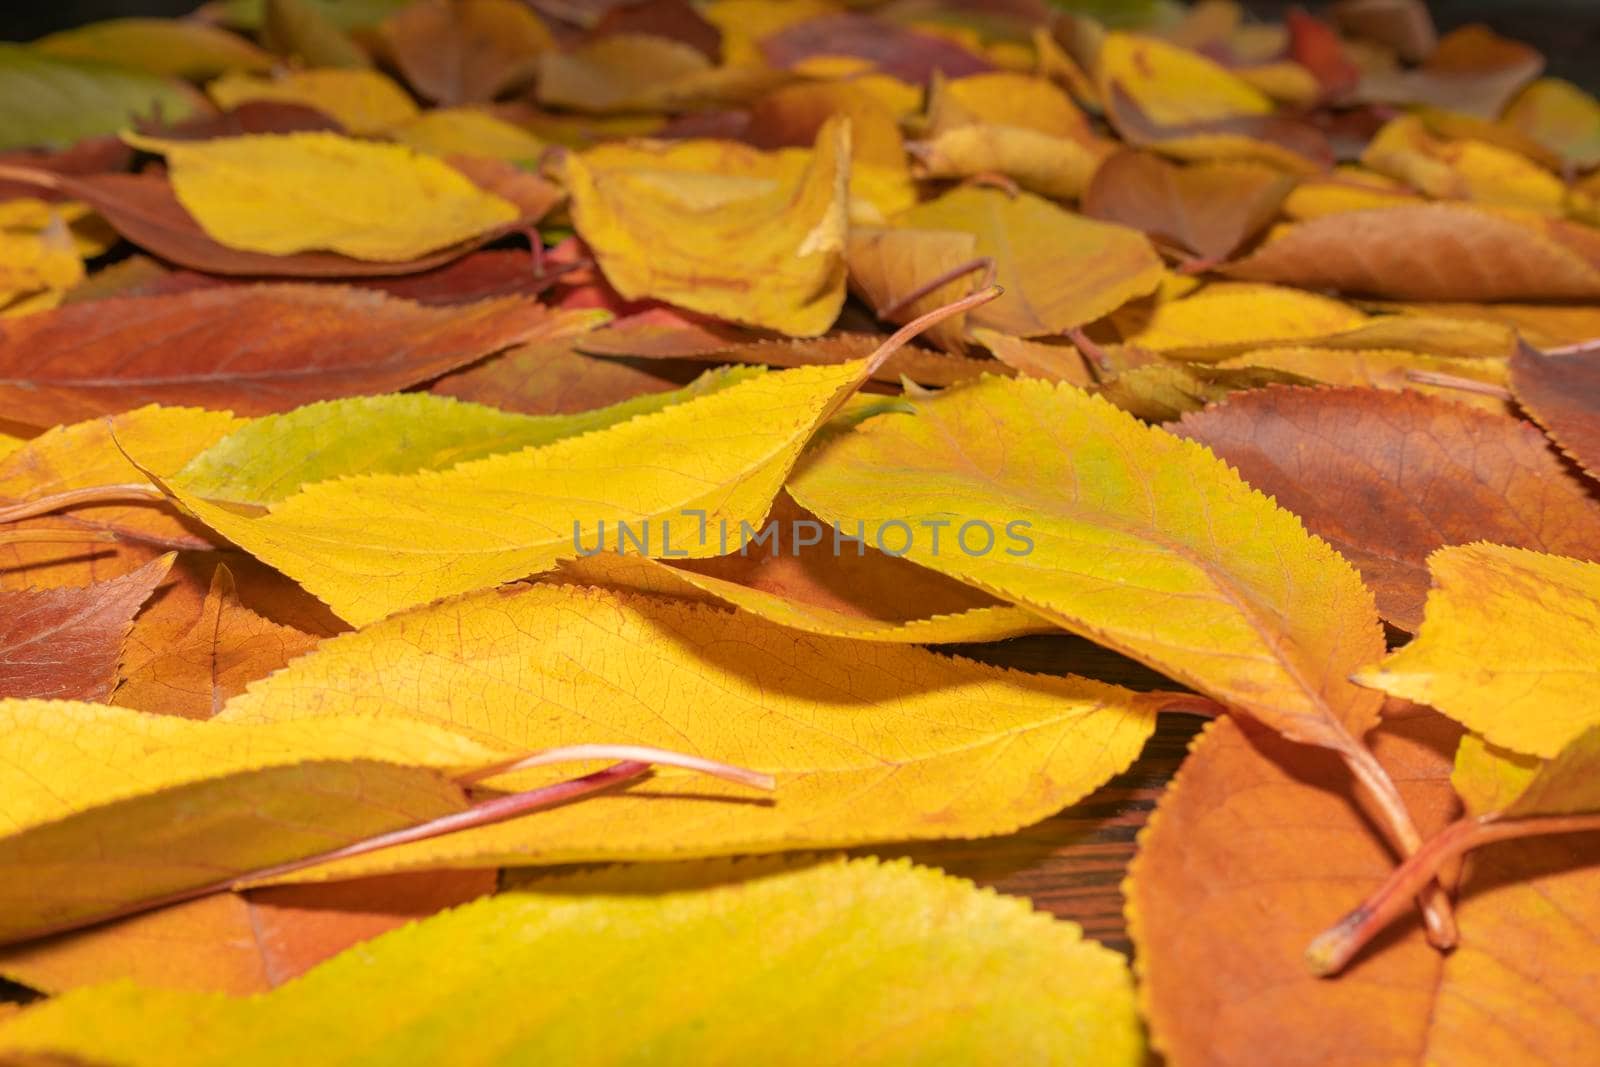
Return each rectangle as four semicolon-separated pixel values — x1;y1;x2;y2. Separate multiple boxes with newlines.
0;528;117;545
1307;810;1600;976
1403;370;1512;399
2;750;772;947
874;257;995;322
1339;741;1458;950
860;285;1002;380
0;484;166;524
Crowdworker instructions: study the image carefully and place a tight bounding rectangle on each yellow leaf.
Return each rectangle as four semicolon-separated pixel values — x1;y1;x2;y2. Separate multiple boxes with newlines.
894;187;1162;337
206;68;418;134
930;70;1092;137
152;354;891;624
1115;282;1368;354
0;405;245;546
1097;32;1272;126
0;699;504;943
124;132;520;262
214;581;1155;876
789;375;1385;752
1233;59;1320;107
1361;114;1566;215
1282;166;1422;219
386;108;545;161
566;119;848;336
33;17;271;80
0;213;81;310
845;225;976;352
1359;298;1600;349
1355;544;1600;758
0;858;1143;1067
1501;77;1600;169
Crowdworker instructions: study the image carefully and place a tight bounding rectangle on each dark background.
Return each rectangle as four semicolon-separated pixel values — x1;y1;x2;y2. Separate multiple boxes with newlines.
4;0;1599;88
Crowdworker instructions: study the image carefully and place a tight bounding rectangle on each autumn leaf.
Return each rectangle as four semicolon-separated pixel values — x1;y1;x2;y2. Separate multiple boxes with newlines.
1129;710;1600;1066
1113;281;1369;354
32;18;272;81
0;699;505;943
205;68;417;135
1215;345;1511;413
1359;114;1565;215
789;375;1385;754
1355;24;1543;119
1501;78;1600;169
893;186;1163;337
0;858;1143;1066
0;44;203;152
148;317;969;624
111;564;320;719
173;369;755;505
554;493;1044;643
1224;203;1600;300
1177;387;1600;630
0;870;495;996
1509;339;1600;479
1355;543;1600;758
204;580;1156;880
123;132;519;262
377;0;552;105
0;285;568;425
1082;149;1295;262
564;118;848;336
260;0;370;69
0;554;171;701
0;405;242;546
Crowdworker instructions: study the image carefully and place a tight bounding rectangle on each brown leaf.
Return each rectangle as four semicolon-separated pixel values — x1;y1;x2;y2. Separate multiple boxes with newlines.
379;0;553;105
112;564;322;719
845;226;978;353
971;330;1095;387
593;0;721;63
0;554;171;702
1331;0;1437;63
0;285;572;426
1178;386;1600;629
1510;340;1600;480
428;338;700;416
133;101;344;140
1130;711;1600;1066
1356;24;1543;120
758;14;993;82
1224;204;1600;300
578;327;1002;388
0;870;495;996
1104;83;1333;173
1082;149;1295;262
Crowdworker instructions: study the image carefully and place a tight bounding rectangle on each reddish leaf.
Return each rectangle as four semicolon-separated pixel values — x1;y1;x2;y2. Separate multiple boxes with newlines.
1357;24;1543;119
1224;204;1600;300
1082;149;1294;262
0;554;171;702
1510;340;1600;480
1178;386;1600;630
759;14;993;82
428;338;701;415
0;285;568;426
133;100;344;140
593;0;720;62
1287;8;1360;100
1331;0;1437;63
0;136;132;201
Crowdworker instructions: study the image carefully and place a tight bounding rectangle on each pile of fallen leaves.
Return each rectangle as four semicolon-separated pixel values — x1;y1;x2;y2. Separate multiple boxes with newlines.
0;0;1598;1062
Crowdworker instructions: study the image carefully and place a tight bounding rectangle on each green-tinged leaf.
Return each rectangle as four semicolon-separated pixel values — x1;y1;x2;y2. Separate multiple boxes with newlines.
0;858;1144;1066
0;45;203;151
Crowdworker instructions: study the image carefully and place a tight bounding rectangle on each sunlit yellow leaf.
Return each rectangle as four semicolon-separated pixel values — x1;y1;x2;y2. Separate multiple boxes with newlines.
1356;544;1600;758
790;375;1385;752
565;119;848;335
206;68;417;134
1115;282;1368;353
124;131;520;261
1361;114;1565;215
0;858;1143;1067
215;581;1155;875
386;108;544;161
